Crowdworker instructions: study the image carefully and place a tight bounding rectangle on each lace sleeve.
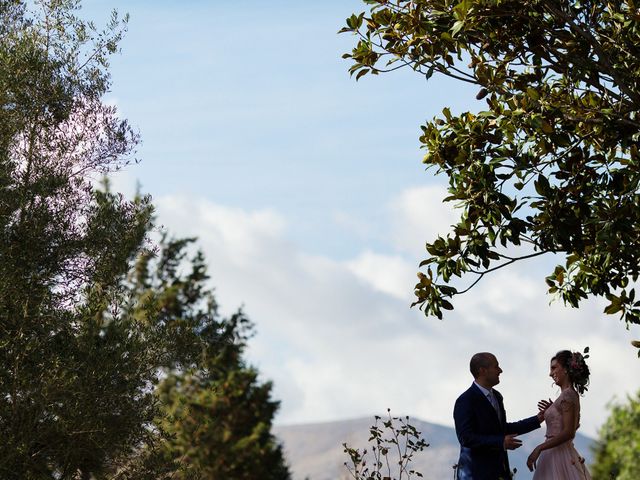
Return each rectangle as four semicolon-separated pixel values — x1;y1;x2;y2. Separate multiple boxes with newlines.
559;389;579;412
559;390;581;434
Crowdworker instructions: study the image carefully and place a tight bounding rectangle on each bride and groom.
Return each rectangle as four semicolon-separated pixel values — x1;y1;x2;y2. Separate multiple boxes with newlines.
454;351;591;480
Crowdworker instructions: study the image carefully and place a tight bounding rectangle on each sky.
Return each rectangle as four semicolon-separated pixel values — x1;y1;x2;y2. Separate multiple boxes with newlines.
79;0;640;439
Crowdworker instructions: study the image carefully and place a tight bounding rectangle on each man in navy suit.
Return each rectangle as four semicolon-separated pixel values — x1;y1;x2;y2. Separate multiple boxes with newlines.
453;352;547;480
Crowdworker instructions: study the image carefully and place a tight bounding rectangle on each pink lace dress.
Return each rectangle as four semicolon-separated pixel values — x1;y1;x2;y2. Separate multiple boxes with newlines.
533;388;591;479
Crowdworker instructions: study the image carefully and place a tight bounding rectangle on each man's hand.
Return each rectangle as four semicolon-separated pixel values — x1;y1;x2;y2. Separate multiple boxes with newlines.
536;398;553;422
503;434;522;450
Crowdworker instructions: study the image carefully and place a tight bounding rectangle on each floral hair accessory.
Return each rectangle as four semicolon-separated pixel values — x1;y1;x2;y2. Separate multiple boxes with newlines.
568;347;590;394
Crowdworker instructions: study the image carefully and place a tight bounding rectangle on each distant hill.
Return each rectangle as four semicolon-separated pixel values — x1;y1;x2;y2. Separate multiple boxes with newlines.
274;416;594;480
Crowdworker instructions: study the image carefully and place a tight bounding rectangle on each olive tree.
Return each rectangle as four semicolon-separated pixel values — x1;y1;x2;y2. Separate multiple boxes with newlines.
1;2;291;478
0;1;157;477
0;0;288;480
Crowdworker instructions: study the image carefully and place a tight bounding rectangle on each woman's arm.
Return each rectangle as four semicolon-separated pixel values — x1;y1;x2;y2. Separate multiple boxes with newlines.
526;394;578;471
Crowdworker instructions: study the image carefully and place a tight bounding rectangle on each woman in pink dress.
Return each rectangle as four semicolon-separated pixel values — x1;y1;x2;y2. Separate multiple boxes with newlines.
526;350;591;479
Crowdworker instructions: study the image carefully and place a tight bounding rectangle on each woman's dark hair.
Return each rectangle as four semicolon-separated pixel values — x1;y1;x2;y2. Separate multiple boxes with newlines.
553;350;590;395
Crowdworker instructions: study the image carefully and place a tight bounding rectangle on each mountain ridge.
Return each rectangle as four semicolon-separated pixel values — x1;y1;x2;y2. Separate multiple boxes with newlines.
274;416;594;480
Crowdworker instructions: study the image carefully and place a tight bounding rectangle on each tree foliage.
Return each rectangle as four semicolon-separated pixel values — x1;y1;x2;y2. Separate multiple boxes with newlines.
342;0;640;324
117;236;291;480
590;390;640;480
1;2;290;479
0;1;158;477
156;316;291;480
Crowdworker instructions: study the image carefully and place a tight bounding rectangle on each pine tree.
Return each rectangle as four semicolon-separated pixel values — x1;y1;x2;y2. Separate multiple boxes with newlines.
125;236;291;480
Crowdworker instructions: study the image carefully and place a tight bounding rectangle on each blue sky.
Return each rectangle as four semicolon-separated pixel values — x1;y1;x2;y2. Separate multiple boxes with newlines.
80;0;640;446
85;0;478;257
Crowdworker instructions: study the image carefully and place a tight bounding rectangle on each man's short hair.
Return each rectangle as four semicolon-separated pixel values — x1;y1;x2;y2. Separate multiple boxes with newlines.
470;352;495;378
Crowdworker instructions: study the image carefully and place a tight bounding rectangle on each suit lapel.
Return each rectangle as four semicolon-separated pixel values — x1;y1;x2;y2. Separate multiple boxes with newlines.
471;383;504;426
494;390;506;426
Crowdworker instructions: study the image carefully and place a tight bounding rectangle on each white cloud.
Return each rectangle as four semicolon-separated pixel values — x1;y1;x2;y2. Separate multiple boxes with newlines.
156;194;286;268
152;191;640;439
389;185;459;256
346;250;416;301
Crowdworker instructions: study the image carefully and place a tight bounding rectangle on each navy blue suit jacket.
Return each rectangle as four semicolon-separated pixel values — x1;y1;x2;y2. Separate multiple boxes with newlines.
453;383;540;480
